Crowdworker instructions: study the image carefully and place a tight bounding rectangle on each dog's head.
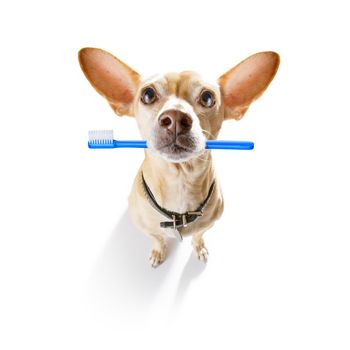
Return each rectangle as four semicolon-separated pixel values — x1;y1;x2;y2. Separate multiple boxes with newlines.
79;48;279;162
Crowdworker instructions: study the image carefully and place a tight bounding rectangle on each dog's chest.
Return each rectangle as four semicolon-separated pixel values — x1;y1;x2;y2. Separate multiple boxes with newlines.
161;181;201;214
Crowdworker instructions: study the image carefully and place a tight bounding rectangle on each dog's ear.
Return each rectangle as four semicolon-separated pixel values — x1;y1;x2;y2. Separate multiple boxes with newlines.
78;48;140;116
218;51;280;120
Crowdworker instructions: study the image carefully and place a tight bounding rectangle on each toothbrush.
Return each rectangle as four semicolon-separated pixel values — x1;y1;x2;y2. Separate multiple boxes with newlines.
88;130;254;150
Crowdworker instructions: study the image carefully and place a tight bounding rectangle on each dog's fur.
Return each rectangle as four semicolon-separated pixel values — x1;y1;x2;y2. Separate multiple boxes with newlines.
79;48;279;267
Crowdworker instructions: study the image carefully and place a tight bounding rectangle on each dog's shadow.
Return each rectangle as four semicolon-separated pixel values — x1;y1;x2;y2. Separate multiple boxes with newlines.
88;211;206;310
173;252;206;306
89;211;176;308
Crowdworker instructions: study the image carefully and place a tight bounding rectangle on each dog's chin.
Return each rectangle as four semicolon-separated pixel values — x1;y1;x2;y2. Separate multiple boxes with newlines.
151;142;205;163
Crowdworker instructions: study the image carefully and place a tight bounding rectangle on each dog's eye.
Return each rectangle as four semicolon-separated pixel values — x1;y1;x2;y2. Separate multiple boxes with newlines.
141;87;157;105
199;90;215;108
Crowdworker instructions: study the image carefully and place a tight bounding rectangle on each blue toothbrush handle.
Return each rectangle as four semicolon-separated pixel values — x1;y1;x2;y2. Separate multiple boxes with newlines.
206;140;254;150
113;140;147;148
88;140;254;150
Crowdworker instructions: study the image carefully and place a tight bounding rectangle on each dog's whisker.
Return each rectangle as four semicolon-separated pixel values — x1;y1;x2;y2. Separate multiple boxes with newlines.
196;153;211;162
202;129;216;139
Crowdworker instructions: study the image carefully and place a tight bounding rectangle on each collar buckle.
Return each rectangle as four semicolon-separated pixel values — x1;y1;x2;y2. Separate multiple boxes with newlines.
172;215;177;230
182;214;188;227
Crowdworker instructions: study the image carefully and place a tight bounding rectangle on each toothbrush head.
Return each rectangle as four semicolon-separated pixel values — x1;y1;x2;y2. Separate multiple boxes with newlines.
88;130;114;148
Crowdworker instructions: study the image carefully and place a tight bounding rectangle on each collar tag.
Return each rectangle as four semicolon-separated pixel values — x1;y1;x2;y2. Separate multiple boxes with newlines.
166;226;183;242
174;229;183;242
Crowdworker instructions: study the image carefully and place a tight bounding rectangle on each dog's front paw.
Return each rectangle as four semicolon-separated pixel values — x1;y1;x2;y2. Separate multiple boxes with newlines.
196;246;209;262
192;239;209;263
149;249;165;268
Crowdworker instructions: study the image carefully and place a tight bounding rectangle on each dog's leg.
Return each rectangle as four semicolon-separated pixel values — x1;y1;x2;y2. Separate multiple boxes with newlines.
149;233;167;268
192;231;209;262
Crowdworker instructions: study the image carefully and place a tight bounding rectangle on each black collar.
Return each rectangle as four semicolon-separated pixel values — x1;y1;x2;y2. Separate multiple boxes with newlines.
141;172;215;234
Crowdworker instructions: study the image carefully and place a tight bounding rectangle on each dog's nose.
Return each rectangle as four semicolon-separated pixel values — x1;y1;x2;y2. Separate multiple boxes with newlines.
158;109;193;134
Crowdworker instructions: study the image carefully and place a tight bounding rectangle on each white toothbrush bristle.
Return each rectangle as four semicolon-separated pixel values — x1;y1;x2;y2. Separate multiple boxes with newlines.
88;130;114;145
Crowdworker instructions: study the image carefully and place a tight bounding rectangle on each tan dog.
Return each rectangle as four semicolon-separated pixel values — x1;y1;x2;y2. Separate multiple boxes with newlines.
79;48;279;267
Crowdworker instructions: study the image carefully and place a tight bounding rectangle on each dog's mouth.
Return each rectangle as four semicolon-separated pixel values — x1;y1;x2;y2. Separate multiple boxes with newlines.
151;134;205;162
160;142;191;154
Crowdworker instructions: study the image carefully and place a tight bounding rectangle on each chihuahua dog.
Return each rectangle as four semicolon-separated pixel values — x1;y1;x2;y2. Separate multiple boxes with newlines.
79;48;279;267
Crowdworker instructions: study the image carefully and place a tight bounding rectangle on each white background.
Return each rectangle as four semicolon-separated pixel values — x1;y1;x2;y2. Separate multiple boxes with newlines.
1;0;349;349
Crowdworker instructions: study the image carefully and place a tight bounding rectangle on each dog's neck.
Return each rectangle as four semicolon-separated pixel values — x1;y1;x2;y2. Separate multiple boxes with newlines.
142;150;215;213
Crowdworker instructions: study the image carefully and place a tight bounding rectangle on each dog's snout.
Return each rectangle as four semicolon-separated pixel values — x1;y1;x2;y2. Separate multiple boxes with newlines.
158;109;193;134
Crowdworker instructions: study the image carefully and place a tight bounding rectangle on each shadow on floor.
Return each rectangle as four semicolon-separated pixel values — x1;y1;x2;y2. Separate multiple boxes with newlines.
173;251;207;307
88;210;208;312
88;211;178;310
